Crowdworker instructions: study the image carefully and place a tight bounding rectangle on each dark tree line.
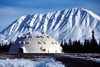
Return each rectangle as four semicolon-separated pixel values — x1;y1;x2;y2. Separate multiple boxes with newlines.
61;31;100;53
0;41;12;53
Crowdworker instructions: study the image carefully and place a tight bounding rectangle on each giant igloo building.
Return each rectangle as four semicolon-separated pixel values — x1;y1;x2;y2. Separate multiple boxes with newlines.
9;32;62;53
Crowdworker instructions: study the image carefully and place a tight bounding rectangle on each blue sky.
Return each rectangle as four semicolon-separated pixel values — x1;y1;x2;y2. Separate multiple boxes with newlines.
0;0;100;32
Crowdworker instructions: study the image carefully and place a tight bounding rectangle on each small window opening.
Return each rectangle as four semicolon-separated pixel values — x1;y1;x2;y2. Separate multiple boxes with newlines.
52;42;54;44
36;36;40;38
43;42;46;44
26;42;29;44
25;35;28;38
18;41;21;44
47;36;50;38
38;41;41;44
22;41;25;44
29;32;32;34
55;42;57;45
40;36;44;38
29;36;32;38
42;49;46;51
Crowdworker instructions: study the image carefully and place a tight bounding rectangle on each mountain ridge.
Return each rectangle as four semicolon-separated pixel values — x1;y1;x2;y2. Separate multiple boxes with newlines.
0;8;100;44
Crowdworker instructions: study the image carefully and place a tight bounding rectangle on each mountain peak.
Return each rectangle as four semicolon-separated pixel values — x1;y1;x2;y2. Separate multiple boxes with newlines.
0;8;100;44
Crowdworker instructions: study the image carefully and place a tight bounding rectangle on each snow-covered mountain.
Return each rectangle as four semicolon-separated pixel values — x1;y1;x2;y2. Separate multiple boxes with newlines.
0;8;100;44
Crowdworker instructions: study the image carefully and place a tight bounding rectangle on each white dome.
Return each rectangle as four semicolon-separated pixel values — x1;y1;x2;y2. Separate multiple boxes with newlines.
9;32;62;53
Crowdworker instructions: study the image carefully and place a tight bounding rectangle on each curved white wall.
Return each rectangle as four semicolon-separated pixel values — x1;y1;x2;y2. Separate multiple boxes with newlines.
9;32;62;53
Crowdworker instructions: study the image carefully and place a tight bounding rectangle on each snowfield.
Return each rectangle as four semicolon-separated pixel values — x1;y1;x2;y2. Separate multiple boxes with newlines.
0;58;65;67
0;57;100;67
0;53;100;67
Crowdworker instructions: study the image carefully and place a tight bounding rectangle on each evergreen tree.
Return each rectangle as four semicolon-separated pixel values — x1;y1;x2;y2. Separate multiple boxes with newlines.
84;39;91;52
98;39;100;53
61;30;99;53
99;38;100;46
61;39;63;47
0;44;1;52
69;38;71;45
63;40;68;52
91;30;98;52
60;39;64;52
0;42;12;53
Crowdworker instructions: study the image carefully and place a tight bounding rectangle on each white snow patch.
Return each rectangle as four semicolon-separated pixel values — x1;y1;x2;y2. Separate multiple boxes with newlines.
0;58;65;67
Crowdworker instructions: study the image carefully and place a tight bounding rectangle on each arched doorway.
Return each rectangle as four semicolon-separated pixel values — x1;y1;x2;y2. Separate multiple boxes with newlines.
19;48;23;53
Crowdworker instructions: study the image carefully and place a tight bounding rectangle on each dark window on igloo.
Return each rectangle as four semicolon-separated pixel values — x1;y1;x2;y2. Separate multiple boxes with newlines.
38;41;41;44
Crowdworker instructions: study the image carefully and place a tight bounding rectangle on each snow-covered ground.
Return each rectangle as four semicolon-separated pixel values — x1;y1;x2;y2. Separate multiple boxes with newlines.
0;53;100;67
0;58;65;67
